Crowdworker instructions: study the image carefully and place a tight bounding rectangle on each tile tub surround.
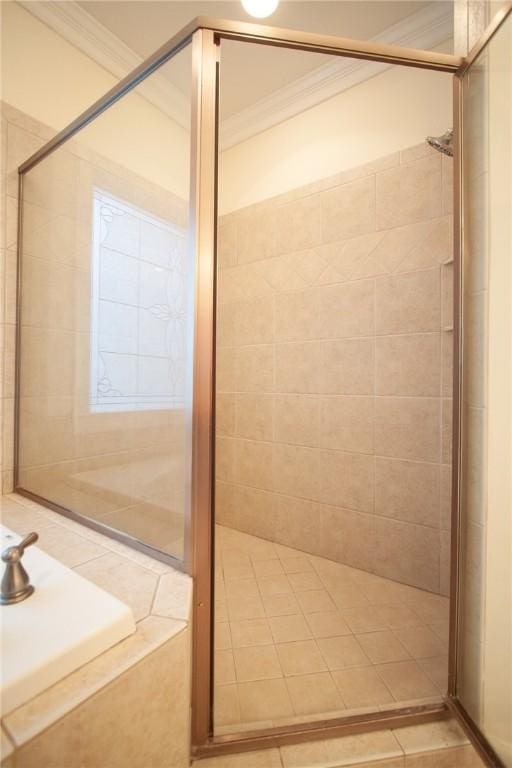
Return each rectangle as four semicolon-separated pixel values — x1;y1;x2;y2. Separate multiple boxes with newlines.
214;525;449;735
195;720;483;767
0;493;192;768
0;102;188;558
215;143;454;596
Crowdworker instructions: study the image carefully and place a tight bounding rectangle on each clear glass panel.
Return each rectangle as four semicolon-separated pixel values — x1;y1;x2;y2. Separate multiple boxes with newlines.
215;37;454;735
17;43;193;562
458;13;512;766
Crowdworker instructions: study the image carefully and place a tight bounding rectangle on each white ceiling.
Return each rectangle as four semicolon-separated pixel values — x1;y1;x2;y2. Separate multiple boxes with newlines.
75;0;453;117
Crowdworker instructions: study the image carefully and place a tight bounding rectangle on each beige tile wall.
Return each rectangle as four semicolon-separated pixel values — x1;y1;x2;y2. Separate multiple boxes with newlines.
2;628;191;768
0;103;188;557
216;145;454;595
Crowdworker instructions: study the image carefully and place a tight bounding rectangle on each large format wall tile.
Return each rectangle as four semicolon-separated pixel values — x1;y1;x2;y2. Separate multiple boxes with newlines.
317;450;374;512
375;333;440;397
321;176;376;243
236;345;274;393
317;279;375;339
275;288;321;342
374;517;440;592
318;396;374;454
273;444;320;501
235;393;274;441
275;341;323;394
374;397;441;463
12;628;190;768
274;394;319;447
276;196;322;255
319;505;375;571
375;269;440;335
374;457;440;528
237;203;277;264
376;155;442;230
322;339;375;395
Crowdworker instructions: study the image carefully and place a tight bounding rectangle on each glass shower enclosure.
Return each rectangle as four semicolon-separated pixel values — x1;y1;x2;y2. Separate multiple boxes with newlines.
13;9;512;766
14;28;216;571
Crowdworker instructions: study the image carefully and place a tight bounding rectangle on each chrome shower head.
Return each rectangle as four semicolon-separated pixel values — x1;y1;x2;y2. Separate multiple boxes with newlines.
426;129;453;157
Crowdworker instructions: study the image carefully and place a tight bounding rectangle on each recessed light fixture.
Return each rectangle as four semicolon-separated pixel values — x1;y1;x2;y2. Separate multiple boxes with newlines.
241;0;279;19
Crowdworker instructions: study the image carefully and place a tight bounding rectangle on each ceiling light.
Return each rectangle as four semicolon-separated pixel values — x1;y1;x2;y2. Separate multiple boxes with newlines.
241;0;279;19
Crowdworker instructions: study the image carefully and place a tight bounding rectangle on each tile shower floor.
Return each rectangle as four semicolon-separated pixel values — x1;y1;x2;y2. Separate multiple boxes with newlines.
214;525;449;734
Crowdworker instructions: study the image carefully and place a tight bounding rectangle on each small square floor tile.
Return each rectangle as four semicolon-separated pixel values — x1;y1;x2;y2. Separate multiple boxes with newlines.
253;559;285;577
356;631;411;664
230;618;273;648
257;574;293;596
233;645;283;682
269;614;312;643
418;655;448;692
288;571;324;591
402;592;449;624
216;600;228;622
223;561;255;580
227;595;265;621
317;635;370;670
341;607;390;634
280;556;313;574
215;622;232;650
376;660;440;700
305;611;352;639
238;679;294;722
263;593;301;617
429;621;449;644
248;541;278;562
331;667;395;709
276;640;328;676
214;685;240;727
328;584;371;610
215;649;236;685
359;580;408;606
296;589;337;614
224;577;260;599
286;672;344;716
377;604;424;629
393;626;447;659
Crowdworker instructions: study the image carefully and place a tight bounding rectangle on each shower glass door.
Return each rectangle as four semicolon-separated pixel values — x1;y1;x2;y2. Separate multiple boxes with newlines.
454;7;512;766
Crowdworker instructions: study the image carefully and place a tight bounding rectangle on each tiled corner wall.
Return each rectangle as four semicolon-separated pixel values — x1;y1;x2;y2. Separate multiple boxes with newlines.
215;144;454;596
0;102;188;555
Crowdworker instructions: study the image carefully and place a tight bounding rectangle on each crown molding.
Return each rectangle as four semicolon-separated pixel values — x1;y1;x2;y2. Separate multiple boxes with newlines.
18;0;190;129
220;3;453;149
18;1;452;149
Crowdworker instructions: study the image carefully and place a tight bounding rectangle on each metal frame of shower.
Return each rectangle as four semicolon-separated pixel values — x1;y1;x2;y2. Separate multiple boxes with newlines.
14;4;512;766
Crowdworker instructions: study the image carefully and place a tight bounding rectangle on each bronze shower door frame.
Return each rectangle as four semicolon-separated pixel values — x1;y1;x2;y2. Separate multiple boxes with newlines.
192;8;512;765
192;16;466;760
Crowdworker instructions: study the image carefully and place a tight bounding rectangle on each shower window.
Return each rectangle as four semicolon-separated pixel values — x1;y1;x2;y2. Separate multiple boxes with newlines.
90;188;188;413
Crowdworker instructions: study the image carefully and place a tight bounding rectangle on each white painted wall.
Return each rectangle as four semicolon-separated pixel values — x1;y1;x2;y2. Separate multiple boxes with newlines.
219;44;453;213
483;17;512;765
1;2;452;214
1;2;190;199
